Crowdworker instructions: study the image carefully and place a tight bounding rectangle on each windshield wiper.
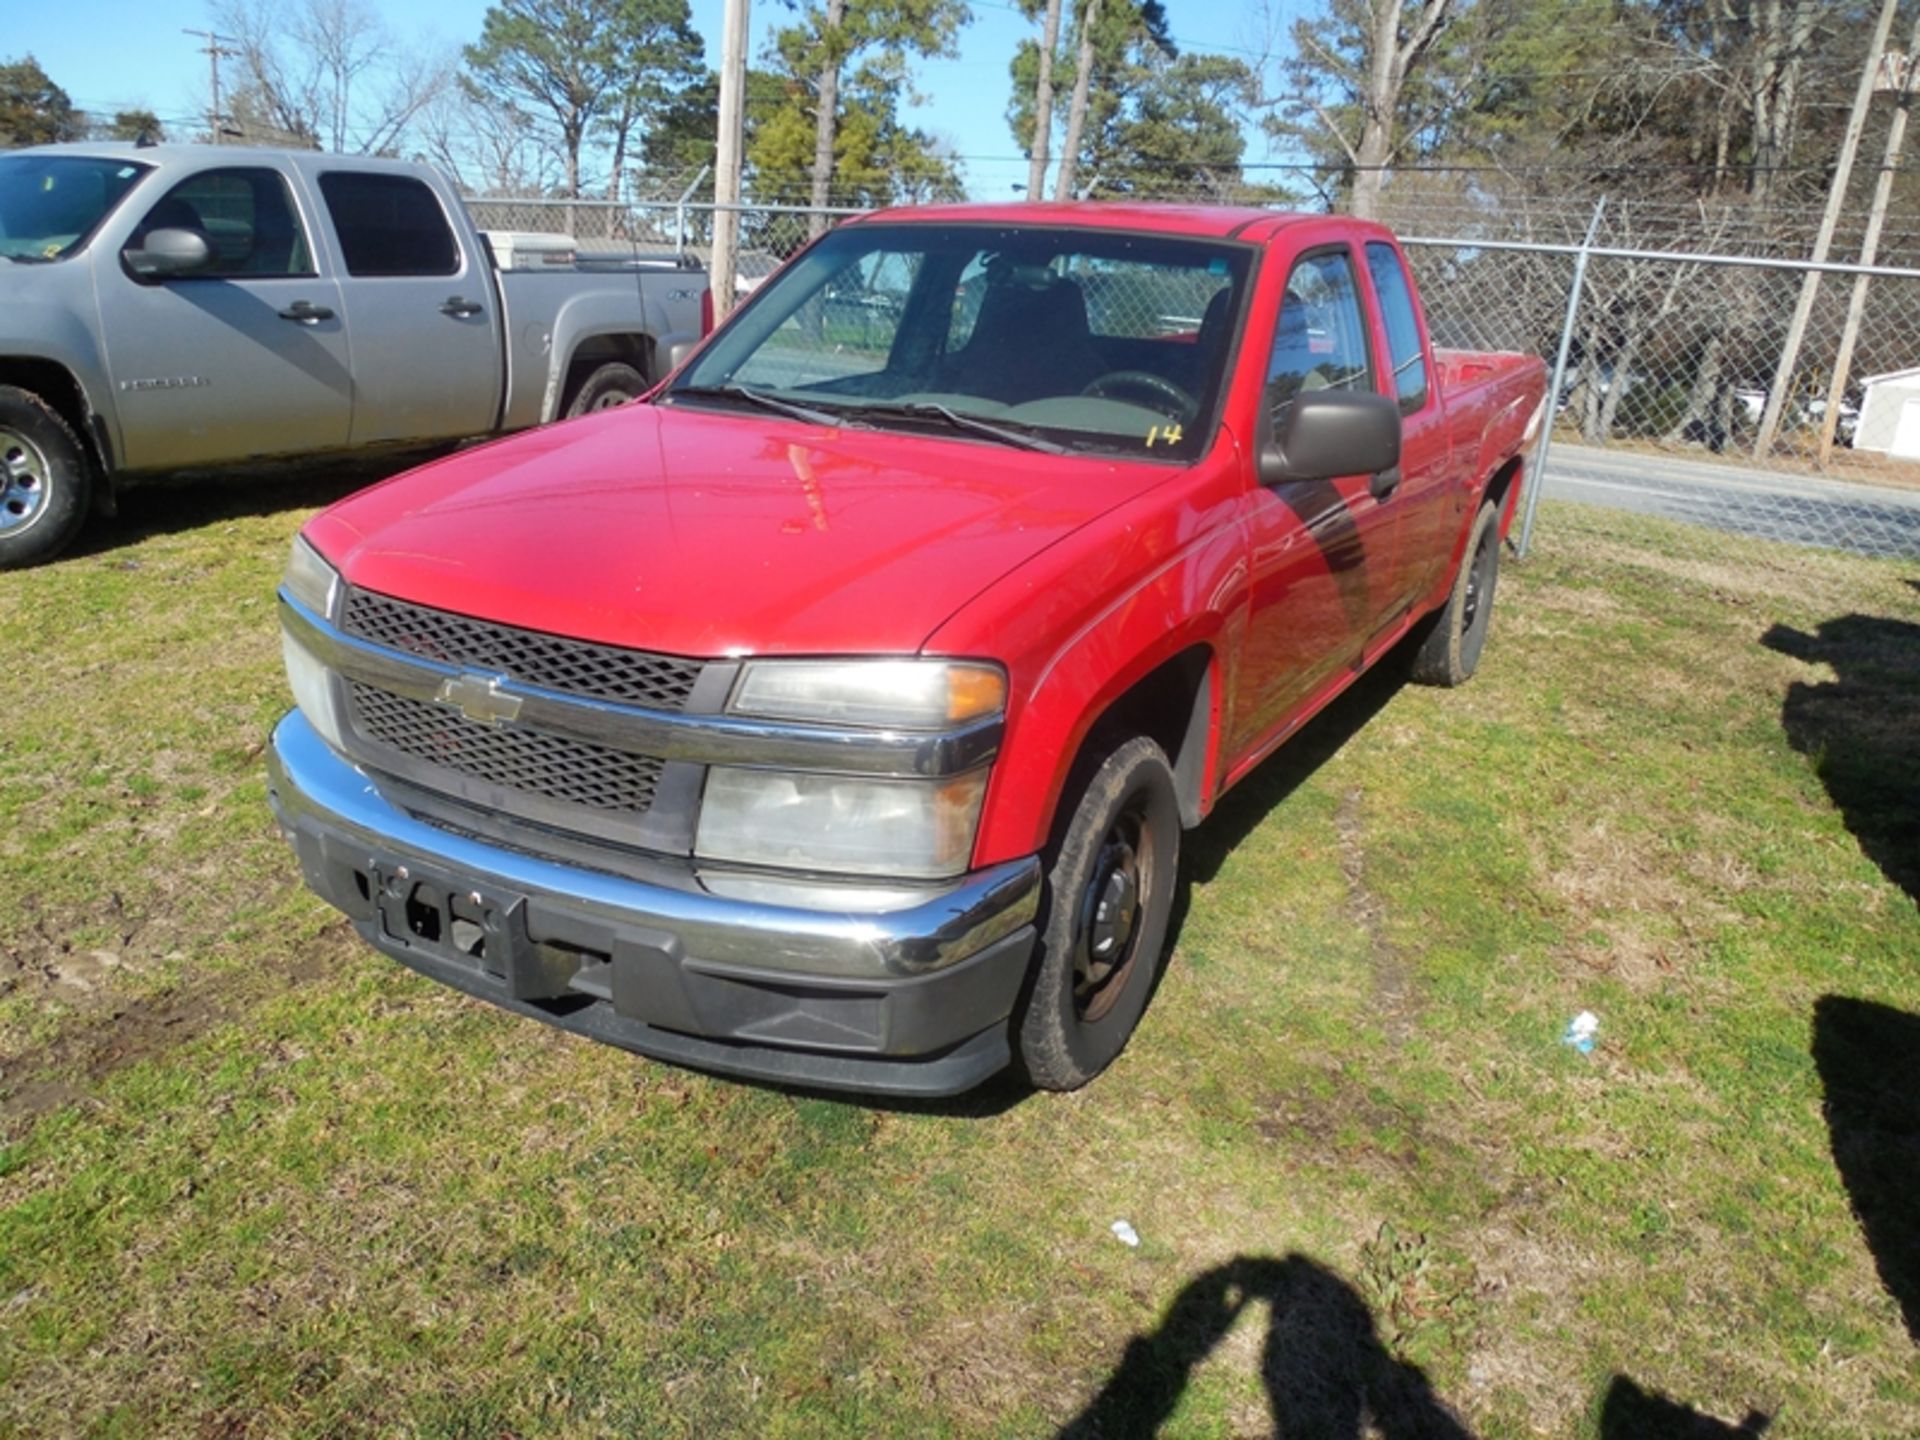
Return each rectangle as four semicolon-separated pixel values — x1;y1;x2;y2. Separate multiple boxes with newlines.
671;383;851;428
849;402;1072;455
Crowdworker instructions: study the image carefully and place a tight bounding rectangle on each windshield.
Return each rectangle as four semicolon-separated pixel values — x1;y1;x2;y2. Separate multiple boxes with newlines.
0;155;152;263
666;223;1252;460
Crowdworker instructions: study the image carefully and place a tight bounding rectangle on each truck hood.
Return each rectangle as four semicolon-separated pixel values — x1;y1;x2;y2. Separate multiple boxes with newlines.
306;403;1173;657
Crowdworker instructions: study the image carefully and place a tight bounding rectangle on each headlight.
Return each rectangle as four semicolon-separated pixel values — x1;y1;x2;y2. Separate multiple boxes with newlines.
284;534;339;618
730;659;1005;729
281;628;348;751
695;766;989;879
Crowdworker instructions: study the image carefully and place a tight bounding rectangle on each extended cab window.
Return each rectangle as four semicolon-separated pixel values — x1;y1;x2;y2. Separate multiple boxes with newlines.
127;168;313;277
1366;241;1430;413
1267;250;1374;418
318;172;458;277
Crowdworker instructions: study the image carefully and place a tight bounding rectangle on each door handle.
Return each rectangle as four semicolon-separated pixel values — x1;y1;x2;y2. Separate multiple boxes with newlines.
1370;466;1402;501
440;296;484;318
277;300;334;324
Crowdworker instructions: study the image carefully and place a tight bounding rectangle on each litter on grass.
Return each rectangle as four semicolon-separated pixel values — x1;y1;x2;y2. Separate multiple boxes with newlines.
1563;1011;1600;1054
1110;1220;1140;1248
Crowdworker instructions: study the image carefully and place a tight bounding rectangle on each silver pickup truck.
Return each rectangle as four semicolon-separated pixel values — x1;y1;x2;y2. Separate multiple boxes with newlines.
0;143;710;568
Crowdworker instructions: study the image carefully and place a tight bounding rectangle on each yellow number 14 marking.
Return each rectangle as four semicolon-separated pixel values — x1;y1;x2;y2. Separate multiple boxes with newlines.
1146;423;1184;448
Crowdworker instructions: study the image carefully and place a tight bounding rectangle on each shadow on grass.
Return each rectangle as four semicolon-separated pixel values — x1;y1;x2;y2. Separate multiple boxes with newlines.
1761;613;1920;903
1184;647;1413;890
1812;995;1920;1342
68;448;447;562
1056;1254;1471;1440
1597;1376;1770;1437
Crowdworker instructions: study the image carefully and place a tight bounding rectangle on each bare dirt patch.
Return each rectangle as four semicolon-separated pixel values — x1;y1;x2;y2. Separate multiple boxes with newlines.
0;928;348;1127
1332;787;1419;1040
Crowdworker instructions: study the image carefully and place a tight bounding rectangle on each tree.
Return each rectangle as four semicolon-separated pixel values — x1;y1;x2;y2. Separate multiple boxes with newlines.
464;0;704;200
416;86;559;194
1007;0;1173;199
102;109;165;144
1020;0;1064;198
769;0;970;235
0;56;83;148
748;63;962;209
216;0;452;155
1102;54;1278;201
632;67;787;192
1267;0;1460;219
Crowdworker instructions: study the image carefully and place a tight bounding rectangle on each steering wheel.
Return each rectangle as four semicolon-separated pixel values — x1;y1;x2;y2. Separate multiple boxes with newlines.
1080;370;1198;419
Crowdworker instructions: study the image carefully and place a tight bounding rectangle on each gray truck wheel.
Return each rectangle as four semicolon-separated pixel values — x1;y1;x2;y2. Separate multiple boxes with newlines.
1411;498;1502;687
0;387;92;571
1017;736;1181;1091
564;362;648;418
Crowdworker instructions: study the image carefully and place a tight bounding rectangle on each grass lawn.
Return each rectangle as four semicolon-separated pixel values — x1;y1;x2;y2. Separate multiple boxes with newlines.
1;473;1916;1438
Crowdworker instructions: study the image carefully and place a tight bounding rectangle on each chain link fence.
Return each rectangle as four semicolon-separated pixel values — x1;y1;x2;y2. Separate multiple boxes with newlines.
1401;233;1920;565
464;186;1920;568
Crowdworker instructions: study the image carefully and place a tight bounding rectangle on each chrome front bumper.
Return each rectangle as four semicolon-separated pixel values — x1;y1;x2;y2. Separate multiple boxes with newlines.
267;711;1041;1095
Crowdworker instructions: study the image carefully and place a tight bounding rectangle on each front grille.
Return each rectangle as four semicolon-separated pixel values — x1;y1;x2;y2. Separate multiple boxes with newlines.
341;587;703;710
350;682;663;815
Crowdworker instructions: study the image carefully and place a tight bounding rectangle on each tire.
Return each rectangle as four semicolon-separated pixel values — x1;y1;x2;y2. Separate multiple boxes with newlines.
563;362;648;419
0;386;93;571
1410;498;1503;687
1017;736;1182;1091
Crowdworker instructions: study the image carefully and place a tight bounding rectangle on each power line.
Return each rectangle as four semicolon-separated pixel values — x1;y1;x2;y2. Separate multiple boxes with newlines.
181;29;239;144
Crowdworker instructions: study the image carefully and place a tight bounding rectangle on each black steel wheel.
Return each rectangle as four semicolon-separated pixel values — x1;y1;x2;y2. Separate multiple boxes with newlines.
1018;735;1181;1091
1411;497;1503;687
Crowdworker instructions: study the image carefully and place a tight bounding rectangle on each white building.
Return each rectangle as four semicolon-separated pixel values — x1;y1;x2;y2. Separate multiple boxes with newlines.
1853;366;1920;457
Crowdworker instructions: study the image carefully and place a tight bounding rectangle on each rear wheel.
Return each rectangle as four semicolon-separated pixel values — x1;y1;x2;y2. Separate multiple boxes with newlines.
1018;736;1182;1091
563;362;648;418
0;386;92;571
1411;498;1503;687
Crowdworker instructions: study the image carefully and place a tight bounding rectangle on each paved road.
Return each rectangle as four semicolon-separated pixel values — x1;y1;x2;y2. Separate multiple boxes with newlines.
1539;444;1920;560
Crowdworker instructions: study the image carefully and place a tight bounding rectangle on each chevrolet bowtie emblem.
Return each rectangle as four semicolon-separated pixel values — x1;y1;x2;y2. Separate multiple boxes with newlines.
436;674;523;727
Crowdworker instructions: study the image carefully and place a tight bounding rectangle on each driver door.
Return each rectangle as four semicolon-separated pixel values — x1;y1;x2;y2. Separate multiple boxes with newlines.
1229;247;1401;755
99;165;350;472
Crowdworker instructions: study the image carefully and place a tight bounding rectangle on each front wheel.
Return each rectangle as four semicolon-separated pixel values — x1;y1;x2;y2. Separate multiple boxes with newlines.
1410;498;1503;687
0;387;93;571
1017;736;1182;1091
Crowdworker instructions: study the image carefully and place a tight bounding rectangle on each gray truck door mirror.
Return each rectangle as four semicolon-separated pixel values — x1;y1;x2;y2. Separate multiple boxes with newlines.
1258;390;1402;485
125;227;215;280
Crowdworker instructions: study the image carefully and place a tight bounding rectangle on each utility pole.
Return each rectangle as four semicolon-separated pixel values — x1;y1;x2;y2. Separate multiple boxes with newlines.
183;29;239;144
710;0;751;321
1753;0;1901;458
1817;24;1920;467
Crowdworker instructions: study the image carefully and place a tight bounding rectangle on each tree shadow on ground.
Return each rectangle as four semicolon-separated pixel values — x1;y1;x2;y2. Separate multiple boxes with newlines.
1761;613;1920;904
1597;1376;1770;1437
1812;995;1920;1342
1056;1254;1472;1439
66;449;447;562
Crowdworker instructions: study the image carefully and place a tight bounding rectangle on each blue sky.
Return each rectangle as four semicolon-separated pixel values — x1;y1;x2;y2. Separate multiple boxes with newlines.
12;0;1297;199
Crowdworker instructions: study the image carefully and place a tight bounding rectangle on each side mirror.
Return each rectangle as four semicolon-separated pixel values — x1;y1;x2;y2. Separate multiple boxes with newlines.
1258;390;1402;485
124;227;214;280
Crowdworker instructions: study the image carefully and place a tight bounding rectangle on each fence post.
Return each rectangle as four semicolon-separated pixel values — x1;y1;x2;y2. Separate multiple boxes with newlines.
1517;197;1606;560
673;165;710;259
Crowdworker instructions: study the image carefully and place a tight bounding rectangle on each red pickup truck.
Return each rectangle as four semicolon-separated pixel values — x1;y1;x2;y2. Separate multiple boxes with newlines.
268;205;1547;1095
